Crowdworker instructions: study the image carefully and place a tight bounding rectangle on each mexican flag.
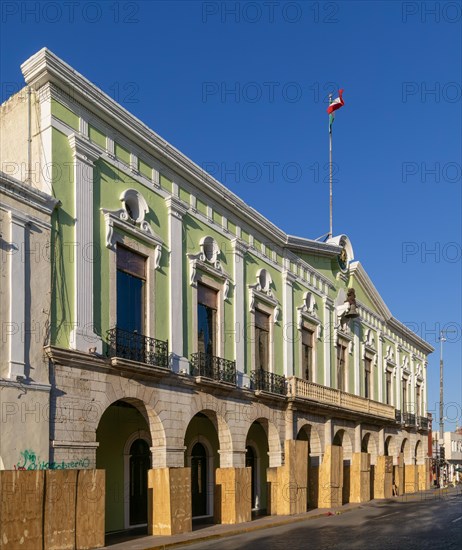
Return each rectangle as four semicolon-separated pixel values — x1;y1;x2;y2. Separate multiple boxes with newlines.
327;89;344;132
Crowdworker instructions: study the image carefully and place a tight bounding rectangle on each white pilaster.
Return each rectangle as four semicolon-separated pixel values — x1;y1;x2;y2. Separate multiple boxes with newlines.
378;428;385;456
377;331;384;403
37;84;53;194
395;344;401;411
8;211;28;378
423;361;428;415
353;320;360;395
231;238;248;385
165;196;188;372
354;422;362;453
68;134;102;353
282;270;296;377
323;296;333;386
324;418;333;446
410;354;415;416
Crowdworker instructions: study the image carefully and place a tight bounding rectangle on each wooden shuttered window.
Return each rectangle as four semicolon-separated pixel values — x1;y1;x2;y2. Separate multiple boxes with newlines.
117;246;146;279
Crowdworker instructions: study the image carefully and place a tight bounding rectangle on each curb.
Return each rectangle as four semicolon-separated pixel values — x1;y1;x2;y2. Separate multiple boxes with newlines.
135;505;361;550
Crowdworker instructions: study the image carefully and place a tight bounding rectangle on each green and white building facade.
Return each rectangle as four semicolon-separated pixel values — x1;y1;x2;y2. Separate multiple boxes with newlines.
0;49;433;535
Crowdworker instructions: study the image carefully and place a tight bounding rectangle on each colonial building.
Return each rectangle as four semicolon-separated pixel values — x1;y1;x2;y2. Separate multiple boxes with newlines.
0;48;433;537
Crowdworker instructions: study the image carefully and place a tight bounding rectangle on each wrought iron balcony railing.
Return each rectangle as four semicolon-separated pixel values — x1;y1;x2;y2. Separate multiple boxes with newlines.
418;416;429;429
403;412;416;426
190;352;236;384
251;369;286;396
395;409;403;422
107;327;169;369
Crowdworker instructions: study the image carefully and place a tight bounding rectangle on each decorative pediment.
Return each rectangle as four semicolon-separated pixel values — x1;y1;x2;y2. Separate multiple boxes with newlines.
384;345;395;364
364;328;376;351
402;355;411;376
416;363;424;383
187;236;232;300
297;292;321;338
101;189;162;269
249;269;281;323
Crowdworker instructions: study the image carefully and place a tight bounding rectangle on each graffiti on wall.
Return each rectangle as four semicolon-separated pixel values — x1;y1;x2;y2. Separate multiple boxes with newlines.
14;449;90;470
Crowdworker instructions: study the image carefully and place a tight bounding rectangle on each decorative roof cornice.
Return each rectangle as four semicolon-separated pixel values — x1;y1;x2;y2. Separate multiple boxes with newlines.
0;171;60;215
20;48;291;247
286;234;342;257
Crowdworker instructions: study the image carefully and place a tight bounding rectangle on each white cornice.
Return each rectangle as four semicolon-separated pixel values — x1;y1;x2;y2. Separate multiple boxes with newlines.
350;262;392;320
20;49;291;247
0;171;59;215
286;234;341;257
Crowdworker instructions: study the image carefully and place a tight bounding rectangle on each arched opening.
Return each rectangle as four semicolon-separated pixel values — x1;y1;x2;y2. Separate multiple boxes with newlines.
297;424;322;509
333;429;353;505
361;433;370;453
415;440;423;465
385;435;391;456
184;412;220;520
401;438;409;463
96;399;152;533
245;420;270;514
361;432;378;499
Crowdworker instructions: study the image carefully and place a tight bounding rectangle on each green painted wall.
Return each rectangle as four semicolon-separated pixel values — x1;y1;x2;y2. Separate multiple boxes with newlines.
292;283;324;382
115;142;130;165
51;99;79;131
94;159;170;347
245;253;283;375
89;124;106;148
179;186;190;204
50;128;75;347
138;158;151;179
182;214;234;360
349;277;382;316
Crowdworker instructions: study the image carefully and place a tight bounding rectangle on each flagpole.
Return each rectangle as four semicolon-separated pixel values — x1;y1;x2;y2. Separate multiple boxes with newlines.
328;93;333;239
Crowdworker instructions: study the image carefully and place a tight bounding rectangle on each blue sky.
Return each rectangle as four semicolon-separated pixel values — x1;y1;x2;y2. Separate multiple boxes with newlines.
1;1;461;430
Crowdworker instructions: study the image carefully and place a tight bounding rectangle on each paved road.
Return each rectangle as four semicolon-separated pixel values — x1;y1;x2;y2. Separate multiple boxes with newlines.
179;491;462;550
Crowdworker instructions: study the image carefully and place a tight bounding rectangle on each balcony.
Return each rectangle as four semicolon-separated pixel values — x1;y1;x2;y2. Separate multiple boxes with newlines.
395;409;403;423
107;327;169;369
403;412;416;426
418;416;429;430
287;377;395;420
190;352;236;384
251;369;286;396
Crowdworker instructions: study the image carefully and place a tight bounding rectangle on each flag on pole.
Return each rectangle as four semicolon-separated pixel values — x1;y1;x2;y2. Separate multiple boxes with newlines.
327;89;344;132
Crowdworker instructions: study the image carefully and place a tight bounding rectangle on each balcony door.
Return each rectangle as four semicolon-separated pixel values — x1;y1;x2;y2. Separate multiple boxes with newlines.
337;342;347;392
255;309;270;372
116;246;146;333
197;283;218;360
301;328;314;381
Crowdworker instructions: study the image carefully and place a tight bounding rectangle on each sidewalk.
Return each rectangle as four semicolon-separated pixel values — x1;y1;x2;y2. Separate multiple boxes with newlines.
103;486;461;550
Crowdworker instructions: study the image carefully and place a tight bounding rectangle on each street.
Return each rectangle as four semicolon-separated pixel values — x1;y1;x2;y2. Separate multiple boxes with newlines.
178;490;462;550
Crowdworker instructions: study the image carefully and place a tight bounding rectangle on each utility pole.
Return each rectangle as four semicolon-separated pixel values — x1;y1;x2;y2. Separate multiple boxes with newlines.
439;329;455;487
439;329;456;441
